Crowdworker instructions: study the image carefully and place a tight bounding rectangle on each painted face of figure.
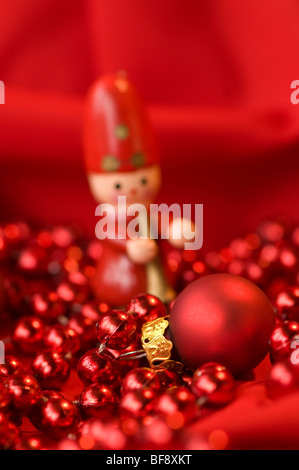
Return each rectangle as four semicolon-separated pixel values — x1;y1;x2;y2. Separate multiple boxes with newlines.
87;164;162;208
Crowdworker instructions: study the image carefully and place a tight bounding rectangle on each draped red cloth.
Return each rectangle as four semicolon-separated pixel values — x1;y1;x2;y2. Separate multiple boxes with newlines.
1;0;299;449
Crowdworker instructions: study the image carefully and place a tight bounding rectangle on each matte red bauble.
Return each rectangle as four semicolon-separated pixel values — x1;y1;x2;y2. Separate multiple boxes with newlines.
127;294;167;327
31;391;79;440
77;349;118;385
191;363;236;406
31;351;71;390
169;274;275;376
4;374;41;413
96;310;137;350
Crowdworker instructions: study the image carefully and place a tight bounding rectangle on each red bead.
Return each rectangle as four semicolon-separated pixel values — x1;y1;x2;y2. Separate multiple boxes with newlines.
121;368;160;395
0;413;20;450
0;382;11;412
77;418;127;450
96;310;137;350
79;384;119;419
191;363;236;406
276;287;299;322
127;294;167;327
30;291;66;322
31;351;71;390
3;275;29;314
138;416;174;448
56;271;90;304
13;316;46;355
4;374;41;414
120;387;157;418
156;368;183;389
267;360;299;398
80;302;101;322
170;274;275;376
269;321;299;363
31;391;79;440
44;324;80;354
18;245;49;275
68;313;98;350
0;356;26;378
153;386;197;427
78;349;118;386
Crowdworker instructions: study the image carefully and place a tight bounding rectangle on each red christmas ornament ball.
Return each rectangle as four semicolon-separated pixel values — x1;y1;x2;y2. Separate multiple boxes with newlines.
79;384;119;419
191;363;236;406
4;373;41;413
96;310;137;350
78;349;118;386
31;391;79;440
13;316;46;355
126;294;167;326
31;351;71;390
170;274;275;376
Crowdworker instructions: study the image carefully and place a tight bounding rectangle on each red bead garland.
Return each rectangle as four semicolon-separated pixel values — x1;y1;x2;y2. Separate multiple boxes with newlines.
1;216;299;449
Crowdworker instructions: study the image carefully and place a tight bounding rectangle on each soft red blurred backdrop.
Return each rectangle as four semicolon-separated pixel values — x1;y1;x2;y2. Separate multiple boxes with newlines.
0;0;299;251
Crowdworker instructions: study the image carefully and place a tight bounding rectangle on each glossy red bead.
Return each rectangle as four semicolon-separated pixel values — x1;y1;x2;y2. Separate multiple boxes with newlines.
96;310;137;350
4;374;41;413
153;386;197;427
267;360;299;398
269;321;299;363
0;413;21;450
121;368;160;395
31;391;79;440
44;324;80;354
31;351;71;390
191;363;236;406
0;356;26;378
0;382;10;412
276;287;299;322
127;294;167;327
30;291;66;322
79;384;119;419
68;313;98;350
13;316;46;355
78;349;118;385
120;387;157;418
77;418;127;450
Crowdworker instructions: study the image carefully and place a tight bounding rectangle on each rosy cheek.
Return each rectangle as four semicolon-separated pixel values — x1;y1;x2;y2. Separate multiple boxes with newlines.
142;187;156;200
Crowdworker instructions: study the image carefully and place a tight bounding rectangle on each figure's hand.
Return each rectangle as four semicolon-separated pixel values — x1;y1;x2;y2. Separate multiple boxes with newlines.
126;239;158;265
169;218;197;249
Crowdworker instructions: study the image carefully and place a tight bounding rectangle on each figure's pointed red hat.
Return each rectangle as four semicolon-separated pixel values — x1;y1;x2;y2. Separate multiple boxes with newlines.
83;73;159;173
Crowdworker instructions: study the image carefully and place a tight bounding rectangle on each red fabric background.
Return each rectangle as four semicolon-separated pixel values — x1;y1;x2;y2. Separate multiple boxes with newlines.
1;0;299;449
